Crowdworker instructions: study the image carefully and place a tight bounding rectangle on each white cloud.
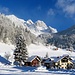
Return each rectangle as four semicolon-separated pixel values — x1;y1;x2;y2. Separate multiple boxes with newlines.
47;8;55;16
56;0;75;18
0;6;9;14
64;4;75;16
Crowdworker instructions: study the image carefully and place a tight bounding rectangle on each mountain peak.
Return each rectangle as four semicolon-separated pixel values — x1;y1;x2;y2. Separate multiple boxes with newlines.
6;14;26;28
49;26;57;33
6;15;25;23
35;20;47;28
6;14;57;36
26;19;34;25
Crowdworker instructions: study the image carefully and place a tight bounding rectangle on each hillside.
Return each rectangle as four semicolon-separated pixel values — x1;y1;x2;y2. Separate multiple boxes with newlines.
0;42;75;64
0;14;58;46
6;15;57;36
0;14;75;57
47;25;75;50
0;14;37;45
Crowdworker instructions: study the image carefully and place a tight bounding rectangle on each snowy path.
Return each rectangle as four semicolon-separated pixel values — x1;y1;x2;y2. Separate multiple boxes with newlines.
0;66;75;75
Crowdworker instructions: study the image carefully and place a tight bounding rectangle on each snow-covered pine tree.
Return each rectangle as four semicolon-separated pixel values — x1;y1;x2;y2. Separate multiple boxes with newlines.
14;34;28;66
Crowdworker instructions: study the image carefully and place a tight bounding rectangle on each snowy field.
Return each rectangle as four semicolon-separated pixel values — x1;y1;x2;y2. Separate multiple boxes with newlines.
0;42;75;58
0;65;75;75
28;43;75;57
0;42;75;74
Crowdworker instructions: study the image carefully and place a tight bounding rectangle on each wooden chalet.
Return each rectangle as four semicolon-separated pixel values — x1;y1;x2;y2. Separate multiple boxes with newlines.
51;55;73;69
25;55;41;67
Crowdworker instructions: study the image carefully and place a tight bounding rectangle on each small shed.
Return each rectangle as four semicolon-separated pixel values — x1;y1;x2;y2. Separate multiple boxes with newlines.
25;55;41;67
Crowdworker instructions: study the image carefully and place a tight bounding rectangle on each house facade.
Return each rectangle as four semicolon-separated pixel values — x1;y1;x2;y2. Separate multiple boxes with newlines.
52;55;73;69
43;55;74;69
25;56;41;67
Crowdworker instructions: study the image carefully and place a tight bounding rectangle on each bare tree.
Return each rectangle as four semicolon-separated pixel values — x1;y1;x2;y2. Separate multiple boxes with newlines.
4;52;11;60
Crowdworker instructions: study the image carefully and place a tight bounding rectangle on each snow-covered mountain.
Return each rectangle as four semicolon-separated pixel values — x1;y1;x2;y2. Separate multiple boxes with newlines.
6;15;57;36
1;13;75;57
0;14;37;45
47;25;75;49
31;20;57;36
1;13;75;50
6;15;26;28
0;14;75;75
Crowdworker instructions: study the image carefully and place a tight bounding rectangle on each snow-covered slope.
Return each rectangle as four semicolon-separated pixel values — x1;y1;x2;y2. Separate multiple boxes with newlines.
48;25;75;49
0;43;15;63
31;20;57;36
28;43;75;57
0;42;74;64
0;43;15;56
49;26;57;33
6;15;26;28
6;14;57;36
26;20;57;36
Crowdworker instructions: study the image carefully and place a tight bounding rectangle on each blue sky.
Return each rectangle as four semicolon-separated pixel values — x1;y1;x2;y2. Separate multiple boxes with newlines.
0;0;75;31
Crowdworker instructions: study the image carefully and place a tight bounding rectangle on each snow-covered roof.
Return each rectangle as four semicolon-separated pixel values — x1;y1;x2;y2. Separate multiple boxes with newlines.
44;58;51;63
51;55;69;62
27;55;41;62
